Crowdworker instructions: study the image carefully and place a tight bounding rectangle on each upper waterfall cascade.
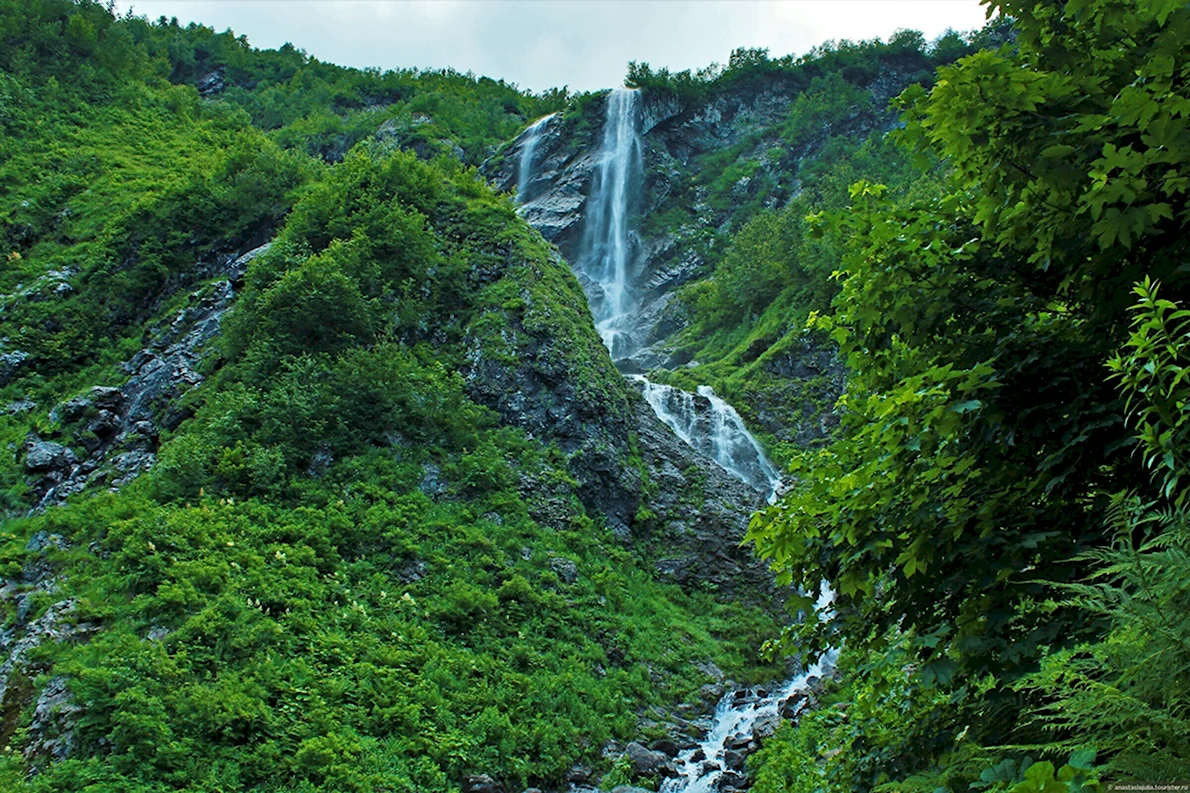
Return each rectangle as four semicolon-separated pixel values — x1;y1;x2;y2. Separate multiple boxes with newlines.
516;112;555;203
579;88;644;360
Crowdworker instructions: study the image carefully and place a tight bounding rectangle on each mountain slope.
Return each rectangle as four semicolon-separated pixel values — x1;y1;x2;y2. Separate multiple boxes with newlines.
0;3;789;791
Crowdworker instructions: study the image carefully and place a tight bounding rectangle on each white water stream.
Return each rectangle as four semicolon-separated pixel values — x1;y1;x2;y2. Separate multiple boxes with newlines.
663;651;837;793
663;587;835;793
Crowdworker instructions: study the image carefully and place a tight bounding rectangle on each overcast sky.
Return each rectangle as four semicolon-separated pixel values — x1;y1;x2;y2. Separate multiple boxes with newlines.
115;1;992;93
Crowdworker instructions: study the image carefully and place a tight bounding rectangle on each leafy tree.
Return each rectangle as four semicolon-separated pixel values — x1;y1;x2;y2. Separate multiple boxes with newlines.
747;0;1190;779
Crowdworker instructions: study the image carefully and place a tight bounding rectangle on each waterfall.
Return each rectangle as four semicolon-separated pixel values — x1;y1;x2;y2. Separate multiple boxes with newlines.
516;113;555;203
633;377;781;498
520;86;817;793
580;88;643;360
569;88;781;497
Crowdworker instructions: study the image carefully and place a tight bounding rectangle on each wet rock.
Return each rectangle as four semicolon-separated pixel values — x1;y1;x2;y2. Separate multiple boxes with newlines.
779;691;806;719
566;765;591;784
752;711;780;740
689;748;706;763
723;749;746;771
624;741;668;776
25;440;75;472
719;771;747;789
725;734;751;751
462;775;502;793
634;401;776;600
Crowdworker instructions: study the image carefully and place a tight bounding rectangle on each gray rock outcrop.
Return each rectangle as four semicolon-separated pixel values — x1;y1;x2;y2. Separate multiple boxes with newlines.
24;242;271;511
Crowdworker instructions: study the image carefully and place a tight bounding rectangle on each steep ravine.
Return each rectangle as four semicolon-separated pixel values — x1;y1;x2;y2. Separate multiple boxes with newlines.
504;89;821;793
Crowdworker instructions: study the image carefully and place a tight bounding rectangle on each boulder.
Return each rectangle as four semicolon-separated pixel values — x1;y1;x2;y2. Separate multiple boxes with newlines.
725;734;751;751
719;770;747;789
88;409;119;436
88;386;123;409
752;711;780;740
723;749;746;770
25;441;75;472
548;555;578;584
462;775;502;793
0;350;29;386
779;691;806;720
649;738;680;758
55;395;92;423
197;67;225;96
624;741;668;776
699;683;725;702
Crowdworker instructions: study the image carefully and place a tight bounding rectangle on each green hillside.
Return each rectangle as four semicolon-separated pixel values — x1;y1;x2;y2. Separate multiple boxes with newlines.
0;3;778;791
3;0;1190;792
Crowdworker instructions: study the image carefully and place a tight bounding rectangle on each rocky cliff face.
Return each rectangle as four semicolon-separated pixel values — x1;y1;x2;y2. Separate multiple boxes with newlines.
486;67;919;373
479;73;916;599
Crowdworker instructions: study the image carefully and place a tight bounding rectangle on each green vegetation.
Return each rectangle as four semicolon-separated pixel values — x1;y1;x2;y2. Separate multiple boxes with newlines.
7;0;1189;790
745;0;1190;788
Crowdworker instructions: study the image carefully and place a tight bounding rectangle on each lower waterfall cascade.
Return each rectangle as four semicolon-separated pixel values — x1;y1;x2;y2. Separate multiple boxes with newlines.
661;587;837;793
632;376;781;498
661;652;839;793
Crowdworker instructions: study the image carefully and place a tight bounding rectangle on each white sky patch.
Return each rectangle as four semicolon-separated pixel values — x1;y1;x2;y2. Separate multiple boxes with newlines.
118;0;991;92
